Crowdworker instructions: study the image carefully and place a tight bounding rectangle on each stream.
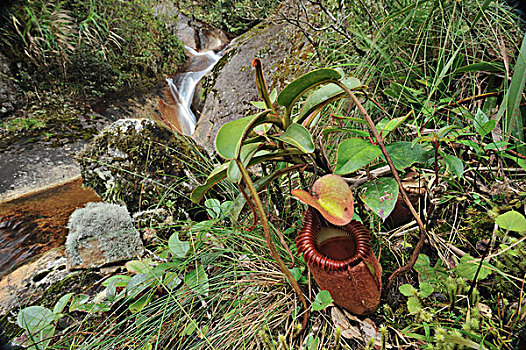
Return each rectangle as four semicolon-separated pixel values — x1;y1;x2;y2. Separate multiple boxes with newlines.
0;179;100;278
165;46;221;135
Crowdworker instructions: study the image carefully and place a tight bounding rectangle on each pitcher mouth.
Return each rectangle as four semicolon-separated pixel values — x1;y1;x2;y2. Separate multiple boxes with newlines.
296;207;372;271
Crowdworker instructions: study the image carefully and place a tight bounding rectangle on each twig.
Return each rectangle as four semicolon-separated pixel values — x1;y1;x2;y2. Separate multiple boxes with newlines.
333;80;427;289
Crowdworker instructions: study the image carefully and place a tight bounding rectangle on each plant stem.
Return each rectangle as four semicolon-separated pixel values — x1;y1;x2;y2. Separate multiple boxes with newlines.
334;80;427;289
234;158;309;333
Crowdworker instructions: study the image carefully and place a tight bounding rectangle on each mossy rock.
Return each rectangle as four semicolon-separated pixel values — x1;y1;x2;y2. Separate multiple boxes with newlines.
76;118;208;218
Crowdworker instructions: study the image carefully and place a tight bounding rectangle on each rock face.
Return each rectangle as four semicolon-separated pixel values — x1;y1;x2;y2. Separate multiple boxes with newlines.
76;118;207;217
192;9;314;152
65;202;143;269
0;248;68;315
0;53;19;118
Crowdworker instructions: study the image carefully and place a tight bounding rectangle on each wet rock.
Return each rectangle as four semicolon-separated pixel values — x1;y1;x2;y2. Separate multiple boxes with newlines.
76;118;207;217
192;7;314;152
65;202;143;269
0;53;19;118
0;248;68;315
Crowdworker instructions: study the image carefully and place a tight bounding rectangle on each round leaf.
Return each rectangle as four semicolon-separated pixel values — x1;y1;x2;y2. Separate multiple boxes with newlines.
292;174;354;226
385;141;428;171
296;77;364;123
359;178;399;221
334;138;381;175
443;154;464;178
419;282;434;298
168;232;190;259
17;306;54;333
312;290;334;311
407;297;421;314
455;254;491;280
495;210;526;233
399;284;415;297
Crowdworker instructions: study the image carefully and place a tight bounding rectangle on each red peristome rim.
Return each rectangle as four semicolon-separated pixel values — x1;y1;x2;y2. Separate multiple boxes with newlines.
296;207;372;272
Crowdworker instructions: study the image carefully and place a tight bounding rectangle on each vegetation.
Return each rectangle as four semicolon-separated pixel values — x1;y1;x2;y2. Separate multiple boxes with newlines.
5;0;526;349
1;0;186;96
176;0;282;36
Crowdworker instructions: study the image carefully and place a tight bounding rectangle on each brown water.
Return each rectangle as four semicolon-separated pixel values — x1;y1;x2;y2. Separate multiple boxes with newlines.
0;178;100;277
318;236;357;260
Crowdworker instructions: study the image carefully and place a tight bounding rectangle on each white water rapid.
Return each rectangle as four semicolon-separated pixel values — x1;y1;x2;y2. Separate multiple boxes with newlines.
166;46;221;135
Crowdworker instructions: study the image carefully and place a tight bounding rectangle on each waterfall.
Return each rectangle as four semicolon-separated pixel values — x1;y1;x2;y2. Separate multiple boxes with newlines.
165;46;221;136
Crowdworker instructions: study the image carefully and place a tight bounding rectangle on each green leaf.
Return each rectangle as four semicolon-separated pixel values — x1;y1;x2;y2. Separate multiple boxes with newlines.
204;198;221;218
215;111;271;160
295;77;364;124
334;138;382;175
227;142;261;183
407;297;421;314
184;265;209;296
250;101;267;109
276;123;315;153
69;294;90;312
455;62;504;73
17;306;54;333
126;274;155;300
181;318;199;336
376;114;409;138
190;163;228;204
443;154;464;178
290;267;302;281
399;284;416;297
474;109;496;137
359;178;399;221
305;334;321;350
168;232;190;259
384;141;428;171
312;290;333;311
495;210;526;233
53;293;73;315
128;293;152;313
125;260;152;274
455;254;491;280
102;275;131;288
419;282;434;298
292;174;354;226
278;68;342;108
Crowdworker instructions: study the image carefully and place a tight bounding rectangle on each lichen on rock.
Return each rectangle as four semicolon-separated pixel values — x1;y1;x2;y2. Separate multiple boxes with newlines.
65;202;143;269
76;118;209;218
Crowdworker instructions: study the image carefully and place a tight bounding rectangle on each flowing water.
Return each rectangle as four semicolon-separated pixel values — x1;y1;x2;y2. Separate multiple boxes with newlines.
0;179;100;278
165;46;221;135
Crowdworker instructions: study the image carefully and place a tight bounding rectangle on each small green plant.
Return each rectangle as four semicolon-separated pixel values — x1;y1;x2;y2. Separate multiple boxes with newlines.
17;293;74;350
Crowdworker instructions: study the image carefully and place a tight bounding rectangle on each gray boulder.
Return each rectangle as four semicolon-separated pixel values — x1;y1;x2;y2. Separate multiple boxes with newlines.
65;202;143;269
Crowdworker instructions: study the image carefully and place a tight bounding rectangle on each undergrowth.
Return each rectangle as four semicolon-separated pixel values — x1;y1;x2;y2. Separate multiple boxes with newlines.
5;0;526;349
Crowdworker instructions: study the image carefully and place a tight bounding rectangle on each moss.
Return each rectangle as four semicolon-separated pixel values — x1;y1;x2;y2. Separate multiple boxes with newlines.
77;119;209;217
